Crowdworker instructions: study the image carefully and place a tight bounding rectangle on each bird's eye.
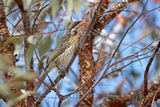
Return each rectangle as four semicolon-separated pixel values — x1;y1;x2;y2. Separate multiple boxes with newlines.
71;29;77;36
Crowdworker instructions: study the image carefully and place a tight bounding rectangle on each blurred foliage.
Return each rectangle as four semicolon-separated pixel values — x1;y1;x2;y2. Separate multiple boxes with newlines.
50;0;63;16
25;44;35;71
50;0;83;16
38;36;52;58
7;35;23;45
0;55;37;106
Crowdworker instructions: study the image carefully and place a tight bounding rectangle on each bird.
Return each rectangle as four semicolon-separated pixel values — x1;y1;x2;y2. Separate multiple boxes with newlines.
35;20;82;90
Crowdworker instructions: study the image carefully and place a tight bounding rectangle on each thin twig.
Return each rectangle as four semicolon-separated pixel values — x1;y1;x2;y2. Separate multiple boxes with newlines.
144;41;160;96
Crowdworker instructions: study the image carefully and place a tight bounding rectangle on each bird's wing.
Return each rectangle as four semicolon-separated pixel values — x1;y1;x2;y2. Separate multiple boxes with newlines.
47;45;66;64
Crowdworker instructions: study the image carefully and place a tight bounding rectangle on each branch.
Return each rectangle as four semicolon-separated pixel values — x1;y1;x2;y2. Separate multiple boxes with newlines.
15;0;35;106
144;41;160;96
77;0;140;105
0;0;15;81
